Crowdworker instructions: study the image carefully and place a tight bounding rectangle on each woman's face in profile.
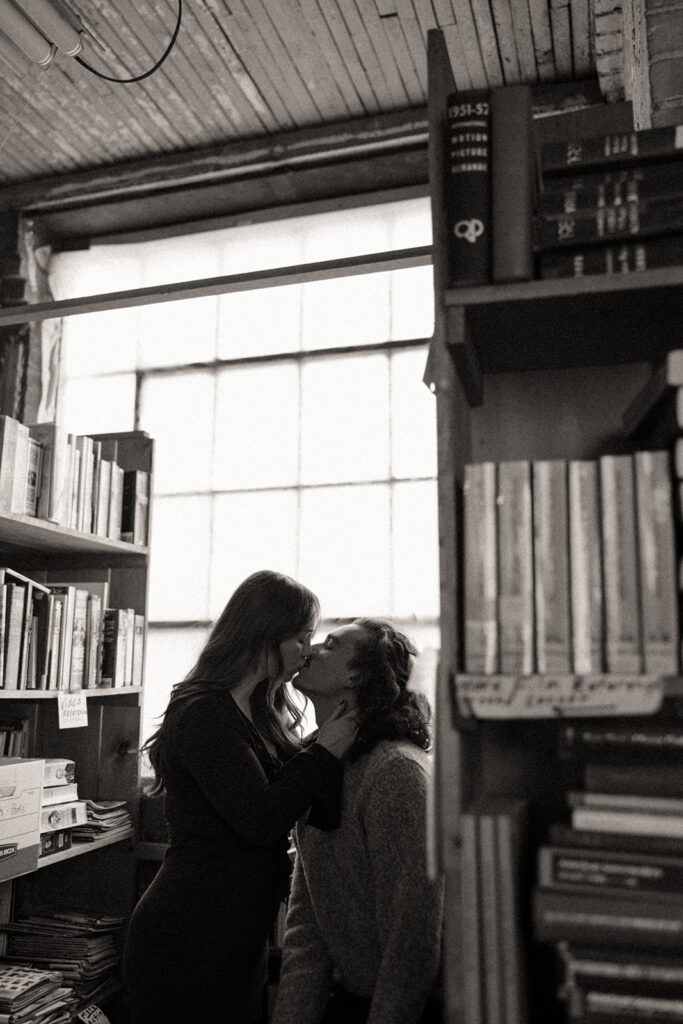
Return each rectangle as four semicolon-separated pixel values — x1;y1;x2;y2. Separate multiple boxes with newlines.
275;623;315;685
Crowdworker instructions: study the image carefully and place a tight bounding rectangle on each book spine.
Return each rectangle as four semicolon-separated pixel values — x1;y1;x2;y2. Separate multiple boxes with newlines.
479;813;504;1024
540;125;683;174
445;90;491;286
460;813;483;1024
132;613;145;688
571;806;683;837
68;589;89;691
533;887;683;948
533;459;571;674
497;461;534;674
585;762;683;797
633;450;679;674
3;582;25;690
23;439;42;517
560;721;683;756
548;823;683;857
568;460;603;673
496;809;527;1024
538;844;683;895
533;195;683;249
10;423;29;515
464;462;498;673
537;162;683;217
491;84;534;282
599;454;642;674
538;234;683;279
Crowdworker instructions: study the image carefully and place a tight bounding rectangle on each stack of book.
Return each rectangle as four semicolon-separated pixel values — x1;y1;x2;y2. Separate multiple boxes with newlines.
463;449;678;676
533;122;683;279
0;567;145;691
533;720;683;1022
0;962;74;1023
39;758;85;859
0;912;124;1005
71;799;132;843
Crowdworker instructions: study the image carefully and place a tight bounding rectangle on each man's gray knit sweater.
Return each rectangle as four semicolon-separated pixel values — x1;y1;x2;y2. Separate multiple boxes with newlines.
273;740;445;1024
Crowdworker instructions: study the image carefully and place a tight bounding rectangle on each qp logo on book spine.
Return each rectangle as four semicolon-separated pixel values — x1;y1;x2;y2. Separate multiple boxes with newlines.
454;219;485;244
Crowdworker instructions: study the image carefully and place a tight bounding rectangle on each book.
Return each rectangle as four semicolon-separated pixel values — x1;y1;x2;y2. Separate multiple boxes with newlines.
107;463;124;541
568;789;683;815
94;458;111;537
540;124;683;174
23;437;42;517
490;84;534;282
460;811;483;1024
538;844;683;900
83;592;102;689
67;589;89;691
633;450;679;674
559;721;683;758
463;462;498;673
100;609;127;688
122;607;135;686
3;580;26;690
622;348;683;438
43;759;75;787
494;801;528;1024
40;799;88;833
533;887;683;949
533;194;683;249
48;586;76;691
39;827;72;858
132;613;145;688
479;811;503;1024
538;233;683;279
584;762;683;797
533;460;571;674
571;806;683;838
121;469;150;545
497;461;534;674
0;417;19;514
445;90;491;286
537;161;683;217
599;455;642;674
559;942;683;996
568;460;603;674
75;435;94;533
41;783;79;806
9;421;29;516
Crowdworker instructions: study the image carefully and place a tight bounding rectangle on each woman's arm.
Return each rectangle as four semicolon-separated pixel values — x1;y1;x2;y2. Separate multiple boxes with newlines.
176;697;342;845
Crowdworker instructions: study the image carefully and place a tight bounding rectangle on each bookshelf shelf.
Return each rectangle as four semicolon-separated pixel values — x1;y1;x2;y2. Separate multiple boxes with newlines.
0;688;142;700
36;829;135;869
0;512;149;557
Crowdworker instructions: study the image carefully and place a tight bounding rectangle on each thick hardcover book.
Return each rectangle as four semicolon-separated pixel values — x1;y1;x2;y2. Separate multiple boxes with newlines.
537;161;683;217
0;416;19;513
538;233;683;279
463;462;498;673
491;84;534;282
533;460;571;674
568;460;603;674
538;844;683;898
445;90;491;286
549;822;683;858
540;124;683;174
584;762;683;797
533;887;683;949
633;450;679;674
599;455;642;674
559;721;683;758
533;194;683;249
497;461;534;674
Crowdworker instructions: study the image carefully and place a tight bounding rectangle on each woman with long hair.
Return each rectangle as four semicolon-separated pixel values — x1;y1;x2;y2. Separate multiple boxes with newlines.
123;570;357;1024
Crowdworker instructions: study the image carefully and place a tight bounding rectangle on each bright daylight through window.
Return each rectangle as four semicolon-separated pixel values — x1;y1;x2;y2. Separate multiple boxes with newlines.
49;196;439;742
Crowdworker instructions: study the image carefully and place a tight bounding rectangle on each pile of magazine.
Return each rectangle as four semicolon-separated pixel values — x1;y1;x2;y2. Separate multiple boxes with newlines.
71;800;132;843
0;962;77;1023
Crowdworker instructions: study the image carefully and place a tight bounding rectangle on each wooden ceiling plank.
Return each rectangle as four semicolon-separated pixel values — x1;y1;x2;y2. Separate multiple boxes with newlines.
260;0;354;119
85;0;211;145
352;0;412;103
441;22;475;90
393;0;434;93
569;0;592;76
377;9;426;103
526;0;557;80
297;0;369;115
490;0;523;81
228;0;324;124
549;0;574;78
444;0;490;88
312;0;383;112
326;0;396;109
509;0;541;80
198;0;298;128
462;0;505;86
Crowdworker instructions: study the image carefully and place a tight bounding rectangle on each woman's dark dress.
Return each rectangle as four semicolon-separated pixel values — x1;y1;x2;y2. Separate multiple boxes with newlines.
123;689;341;1024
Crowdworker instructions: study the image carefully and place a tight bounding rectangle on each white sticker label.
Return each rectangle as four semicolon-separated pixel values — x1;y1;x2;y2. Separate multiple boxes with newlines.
57;691;89;729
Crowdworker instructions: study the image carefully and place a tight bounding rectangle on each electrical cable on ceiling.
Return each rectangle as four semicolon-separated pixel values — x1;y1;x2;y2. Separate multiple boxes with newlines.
75;0;182;83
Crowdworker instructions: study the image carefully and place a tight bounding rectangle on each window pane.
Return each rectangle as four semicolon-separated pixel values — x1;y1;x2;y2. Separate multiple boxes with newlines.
209;490;299;617
390;266;435;340
390;347;437;479
299;483;391;617
61;311;139;376
142;625;209;744
50;246;144;299
220;219;305;274
139;372;215;494
147;495;212;620
392;480;440;618
217;285;302;358
387;196;432;248
301;273;391;350
301;353;390;484
59;374;136;434
137;297;218;368
137;233;224;286
302;205;392;261
213;362;299;489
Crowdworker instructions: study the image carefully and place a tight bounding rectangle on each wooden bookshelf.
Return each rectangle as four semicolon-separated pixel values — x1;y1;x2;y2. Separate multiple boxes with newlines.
36;829;135;869
428;28;683;1024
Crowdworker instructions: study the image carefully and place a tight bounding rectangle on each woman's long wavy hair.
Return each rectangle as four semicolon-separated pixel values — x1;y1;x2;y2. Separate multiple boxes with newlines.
345;617;431;762
143;570;319;794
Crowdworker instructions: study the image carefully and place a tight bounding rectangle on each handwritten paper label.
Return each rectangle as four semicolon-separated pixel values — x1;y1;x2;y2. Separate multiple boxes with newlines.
57;692;88;729
455;674;665;719
75;1006;110;1024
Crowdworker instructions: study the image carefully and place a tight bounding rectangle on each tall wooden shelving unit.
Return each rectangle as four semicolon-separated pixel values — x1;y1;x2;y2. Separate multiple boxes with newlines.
0;429;153;1022
427;28;683;1024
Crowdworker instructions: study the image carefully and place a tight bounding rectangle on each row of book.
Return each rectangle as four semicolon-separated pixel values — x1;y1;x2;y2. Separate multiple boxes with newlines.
463;448;678;676
533;720;683;1024
0;416;149;546
445;80;683;285
0;568;145;691
536;122;683;280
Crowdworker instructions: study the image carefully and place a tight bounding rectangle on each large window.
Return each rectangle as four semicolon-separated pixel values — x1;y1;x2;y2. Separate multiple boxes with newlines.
50;197;438;741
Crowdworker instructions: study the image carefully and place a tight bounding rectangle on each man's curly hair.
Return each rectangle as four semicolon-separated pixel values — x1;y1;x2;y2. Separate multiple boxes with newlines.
345;617;432;762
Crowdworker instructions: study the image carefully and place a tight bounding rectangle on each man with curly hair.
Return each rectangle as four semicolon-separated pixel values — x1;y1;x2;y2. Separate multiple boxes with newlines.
273;618;444;1024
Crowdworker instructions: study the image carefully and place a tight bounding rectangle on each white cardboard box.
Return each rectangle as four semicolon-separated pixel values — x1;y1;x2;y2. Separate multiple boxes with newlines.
0;757;45;881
